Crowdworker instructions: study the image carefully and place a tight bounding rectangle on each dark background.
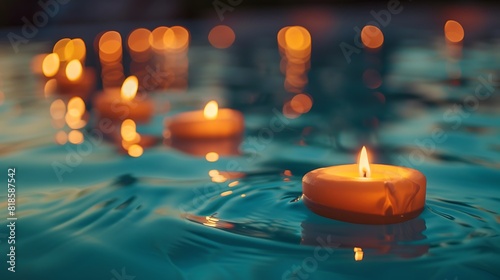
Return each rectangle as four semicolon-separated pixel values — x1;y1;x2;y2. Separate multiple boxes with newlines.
1;0;498;27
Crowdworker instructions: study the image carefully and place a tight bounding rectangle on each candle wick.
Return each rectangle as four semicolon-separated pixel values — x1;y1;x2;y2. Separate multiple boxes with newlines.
363;170;367;178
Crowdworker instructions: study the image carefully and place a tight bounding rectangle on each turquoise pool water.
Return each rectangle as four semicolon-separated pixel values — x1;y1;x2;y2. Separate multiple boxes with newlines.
0;23;499;280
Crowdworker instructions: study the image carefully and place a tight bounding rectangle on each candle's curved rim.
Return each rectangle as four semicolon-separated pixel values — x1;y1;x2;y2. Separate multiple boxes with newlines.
304;164;425;182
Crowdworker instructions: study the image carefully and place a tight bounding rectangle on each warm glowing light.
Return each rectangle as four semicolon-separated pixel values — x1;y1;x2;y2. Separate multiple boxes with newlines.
42;53;60;77
68;130;84;144
228;181;239;187
31;53;47;75
50;99;66;119
128;144;144;157
65;59;83;81
53;38;71;61
204;100;218;120
445;20;464;43
55;131;68;145
290;93;313;114
121;119;137;142
285;26;311;51
65;97;86;129
283;101;301;119
361;25;384;49
209;170;220;177
164;26;190;51
65;38;86;62
208;25;235;49
67;96;85;118
220;190;233;197
354;247;364;261
99;31;123;63
128;28;152;53
99;31;122;54
149;26;169;50
205;152;219;162
44;79;58;97
120;76;138;101
358;146;371;178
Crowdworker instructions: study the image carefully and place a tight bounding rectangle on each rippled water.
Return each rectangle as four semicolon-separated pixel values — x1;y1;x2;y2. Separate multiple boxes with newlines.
0;25;499;280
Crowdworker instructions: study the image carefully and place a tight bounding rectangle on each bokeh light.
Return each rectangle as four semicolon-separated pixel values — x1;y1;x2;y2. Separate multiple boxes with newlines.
42;53;60;78
65;59;83;81
208;25;235;49
205;152;220;162
445;20;464;43
361;25;384;49
68;130;84;144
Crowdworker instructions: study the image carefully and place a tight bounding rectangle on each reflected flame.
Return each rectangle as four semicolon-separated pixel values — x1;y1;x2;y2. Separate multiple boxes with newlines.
354;247;364;261
55;131;67;145
128;144;144;157
220;190;233;197
66;97;86;129
121;76;138;101
121;119;137;142
44;79;58;97
50;99;66;120
65;59;83;81
204;100;218;120
67;97;85;118
361;25;384;49
445;20;464;43
290;93;313;114
68;130;84;144
42;53;60;77
358;146;371;178
205;152;219;162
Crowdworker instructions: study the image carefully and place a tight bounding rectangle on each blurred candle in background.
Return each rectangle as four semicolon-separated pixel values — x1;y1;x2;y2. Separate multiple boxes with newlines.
166;100;244;139
94;75;154;123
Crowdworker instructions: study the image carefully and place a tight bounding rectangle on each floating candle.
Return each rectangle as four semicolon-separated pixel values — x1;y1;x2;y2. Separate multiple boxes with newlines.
302;147;426;224
166;101;244;139
94;76;154;123
55;59;96;96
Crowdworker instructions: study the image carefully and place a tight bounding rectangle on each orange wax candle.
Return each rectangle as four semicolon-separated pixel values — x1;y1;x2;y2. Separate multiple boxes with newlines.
302;147;426;224
94;75;153;123
55;59;96;96
166;101;244;139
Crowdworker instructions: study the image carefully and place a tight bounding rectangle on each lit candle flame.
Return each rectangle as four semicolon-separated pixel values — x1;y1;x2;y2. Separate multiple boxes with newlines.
204;100;218;120
121;75;138;101
358;146;371;178
65;59;83;82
